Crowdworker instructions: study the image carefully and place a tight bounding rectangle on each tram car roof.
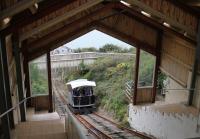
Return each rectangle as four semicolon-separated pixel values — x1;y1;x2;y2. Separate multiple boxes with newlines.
66;79;96;89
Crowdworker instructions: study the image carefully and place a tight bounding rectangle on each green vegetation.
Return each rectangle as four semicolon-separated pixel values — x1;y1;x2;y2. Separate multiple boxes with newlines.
65;57;133;125
139;51;156;86
29;63;48;95
65;49;155;126
73;44;135;53
74;47;98;53
157;71;167;94
99;44;130;53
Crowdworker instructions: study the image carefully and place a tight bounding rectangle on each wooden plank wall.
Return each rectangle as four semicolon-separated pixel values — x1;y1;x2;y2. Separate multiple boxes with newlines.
101;14;157;48
137;87;153;103
0;0;16;11
140;0;198;32
160;33;195;87
28;10;158;57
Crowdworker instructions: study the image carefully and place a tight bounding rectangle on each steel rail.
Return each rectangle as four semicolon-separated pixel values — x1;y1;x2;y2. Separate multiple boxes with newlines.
53;80;154;139
93;113;154;139
75;114;113;139
55;88;112;139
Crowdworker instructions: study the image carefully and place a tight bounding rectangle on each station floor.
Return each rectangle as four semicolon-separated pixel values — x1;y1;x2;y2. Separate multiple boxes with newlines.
11;108;66;139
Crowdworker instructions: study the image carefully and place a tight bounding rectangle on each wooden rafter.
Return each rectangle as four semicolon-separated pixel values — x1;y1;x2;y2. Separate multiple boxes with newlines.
96;22;156;55
23;2;158;61
28;24;96;61
115;3;196;44
24;3;117;52
20;0;104;41
21;0;199;62
0;0;42;20
1;0;75;34
124;0;197;37
29;3;38;14
27;19;157;61
181;1;200;7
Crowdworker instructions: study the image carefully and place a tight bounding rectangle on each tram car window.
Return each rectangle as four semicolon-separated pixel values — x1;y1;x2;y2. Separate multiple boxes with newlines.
66;79;96;114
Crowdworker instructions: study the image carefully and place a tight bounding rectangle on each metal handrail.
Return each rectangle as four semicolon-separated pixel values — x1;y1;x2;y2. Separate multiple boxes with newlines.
160;88;200;91
0;95;36;119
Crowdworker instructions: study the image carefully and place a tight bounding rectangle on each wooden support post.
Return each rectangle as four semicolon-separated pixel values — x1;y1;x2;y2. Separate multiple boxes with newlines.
0;37;10;139
0;37;15;129
23;58;31;107
47;51;53;113
188;19;200;105
133;47;140;105
12;34;26;122
22;43;31;107
152;31;163;103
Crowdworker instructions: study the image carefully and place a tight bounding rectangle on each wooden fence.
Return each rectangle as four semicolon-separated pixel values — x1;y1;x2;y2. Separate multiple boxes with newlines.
32;52;135;70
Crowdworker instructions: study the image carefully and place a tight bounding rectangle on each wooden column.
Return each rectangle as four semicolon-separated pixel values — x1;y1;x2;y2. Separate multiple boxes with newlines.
152;31;163;103
47;51;53;113
133;47;140;105
24;58;31;107
22;45;31;107
0;37;10;139
0;37;15;129
188;20;200;105
12;34;26;122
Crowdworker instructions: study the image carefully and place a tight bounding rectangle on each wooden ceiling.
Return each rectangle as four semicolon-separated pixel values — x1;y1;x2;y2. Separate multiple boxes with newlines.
171;0;200;14
0;0;199;61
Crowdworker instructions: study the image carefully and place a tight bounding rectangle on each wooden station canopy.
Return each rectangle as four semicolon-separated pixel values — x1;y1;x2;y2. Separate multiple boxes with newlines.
0;0;199;61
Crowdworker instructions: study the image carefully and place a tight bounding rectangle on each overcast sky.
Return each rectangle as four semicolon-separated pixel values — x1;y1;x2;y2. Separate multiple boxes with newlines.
63;29;133;49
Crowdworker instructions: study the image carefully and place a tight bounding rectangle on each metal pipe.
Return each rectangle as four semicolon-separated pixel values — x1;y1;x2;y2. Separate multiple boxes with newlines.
0;96;35;119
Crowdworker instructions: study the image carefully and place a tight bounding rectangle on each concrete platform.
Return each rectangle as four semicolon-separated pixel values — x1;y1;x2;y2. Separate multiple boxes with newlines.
11;108;66;139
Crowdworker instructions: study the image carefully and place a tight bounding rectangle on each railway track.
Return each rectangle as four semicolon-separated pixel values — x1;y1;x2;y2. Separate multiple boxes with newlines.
81;114;150;139
53;80;154;139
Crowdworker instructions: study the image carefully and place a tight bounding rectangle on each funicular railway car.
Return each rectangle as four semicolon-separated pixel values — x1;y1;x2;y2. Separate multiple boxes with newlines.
66;79;96;114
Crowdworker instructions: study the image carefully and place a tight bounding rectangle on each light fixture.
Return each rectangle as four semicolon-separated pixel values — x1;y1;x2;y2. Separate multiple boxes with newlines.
34;3;38;9
184;32;187;36
120;1;131;7
141;11;151;17
163;22;171;28
3;17;11;25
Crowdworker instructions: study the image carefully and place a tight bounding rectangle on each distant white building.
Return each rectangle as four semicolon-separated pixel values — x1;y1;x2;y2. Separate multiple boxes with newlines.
51;46;73;55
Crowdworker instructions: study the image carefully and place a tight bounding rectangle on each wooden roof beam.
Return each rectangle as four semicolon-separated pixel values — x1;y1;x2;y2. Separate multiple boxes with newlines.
24;3;117;52
28;24;96;61
29;3;38;14
115;3;196;44
28;20;157;61
0;0;42;20
20;0;104;41
123;0;197;38
96;22;156;55
1;0;74;34
177;0;200;7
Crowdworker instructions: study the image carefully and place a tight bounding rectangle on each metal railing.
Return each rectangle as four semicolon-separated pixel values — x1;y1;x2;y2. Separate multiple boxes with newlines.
0;96;36;119
124;81;134;102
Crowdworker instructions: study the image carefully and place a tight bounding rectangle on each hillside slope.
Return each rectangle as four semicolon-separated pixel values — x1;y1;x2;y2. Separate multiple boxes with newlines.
65;51;155;126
